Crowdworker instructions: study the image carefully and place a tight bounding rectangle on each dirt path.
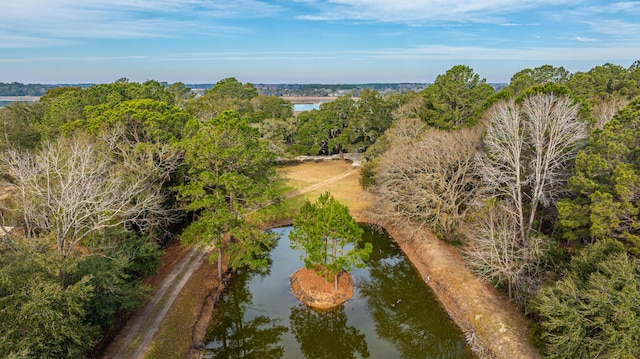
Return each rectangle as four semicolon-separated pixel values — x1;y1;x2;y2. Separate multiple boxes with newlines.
283;165;356;199
101;249;208;359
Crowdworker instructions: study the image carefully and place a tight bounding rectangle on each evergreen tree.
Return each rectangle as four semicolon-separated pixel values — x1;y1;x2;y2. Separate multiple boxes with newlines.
290;192;372;290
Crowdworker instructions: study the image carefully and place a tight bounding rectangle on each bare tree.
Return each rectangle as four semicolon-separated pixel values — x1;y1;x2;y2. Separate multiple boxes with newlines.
593;96;629;129
463;201;546;305
99;123;184;241
467;93;587;303
1;135;166;264
1;148;40;238
477;93;587;245
373;119;481;240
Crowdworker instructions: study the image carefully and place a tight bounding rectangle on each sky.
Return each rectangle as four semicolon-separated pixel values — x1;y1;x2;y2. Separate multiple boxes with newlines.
0;0;639;84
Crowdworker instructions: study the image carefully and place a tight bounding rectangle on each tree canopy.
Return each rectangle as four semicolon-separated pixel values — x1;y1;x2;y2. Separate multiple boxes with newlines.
290;192;371;288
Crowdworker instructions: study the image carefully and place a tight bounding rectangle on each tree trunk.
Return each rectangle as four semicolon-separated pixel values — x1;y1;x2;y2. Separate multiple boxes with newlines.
218;247;223;280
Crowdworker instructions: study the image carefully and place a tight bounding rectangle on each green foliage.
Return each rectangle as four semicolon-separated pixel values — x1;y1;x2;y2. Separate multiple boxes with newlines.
68;229;160;330
0;238;99;358
0;101;43;150
338;89;395;152
290;192;372;283
558;98;640;253
80;98;190;142
532;239;640;358
175;110;278;273
504;65;570;96
419;65;495;129
292;95;357;155
207;77;258;100
249;95;293;123
568;63;640;101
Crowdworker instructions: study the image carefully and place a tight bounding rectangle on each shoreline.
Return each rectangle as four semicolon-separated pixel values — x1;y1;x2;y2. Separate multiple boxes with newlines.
0;96;40;101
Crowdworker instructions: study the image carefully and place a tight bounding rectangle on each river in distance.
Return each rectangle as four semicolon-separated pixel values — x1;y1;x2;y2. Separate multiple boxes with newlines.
204;225;472;359
292;103;322;112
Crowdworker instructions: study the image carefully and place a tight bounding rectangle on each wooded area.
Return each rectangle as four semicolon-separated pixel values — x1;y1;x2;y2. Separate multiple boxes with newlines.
1;61;640;358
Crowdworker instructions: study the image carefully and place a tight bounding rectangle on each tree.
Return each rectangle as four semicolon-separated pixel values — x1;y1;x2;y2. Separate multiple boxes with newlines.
373;119;480;241
558;98;640;253
249;95;293;123
505;65;570;96
293;95;357;155
0;237;99;358
0;135;166;284
290;192;372;290
175;111;278;278
476;92;587;245
420;65;494;129
339;89;394;152
532;239;640;359
467;92;587;302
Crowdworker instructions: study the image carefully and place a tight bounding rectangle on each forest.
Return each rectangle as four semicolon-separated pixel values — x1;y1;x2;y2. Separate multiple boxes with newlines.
1;61;640;358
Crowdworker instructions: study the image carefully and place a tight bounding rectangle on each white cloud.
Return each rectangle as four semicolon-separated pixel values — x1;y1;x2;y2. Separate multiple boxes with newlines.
0;0;282;42
586;19;640;36
364;43;639;62
295;0;575;23
575;36;598;42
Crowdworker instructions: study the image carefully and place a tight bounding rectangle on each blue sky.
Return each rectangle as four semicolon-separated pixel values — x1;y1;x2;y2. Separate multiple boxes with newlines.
0;0;639;84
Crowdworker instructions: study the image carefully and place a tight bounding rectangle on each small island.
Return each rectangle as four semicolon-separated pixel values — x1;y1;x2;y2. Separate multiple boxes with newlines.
289;192;372;309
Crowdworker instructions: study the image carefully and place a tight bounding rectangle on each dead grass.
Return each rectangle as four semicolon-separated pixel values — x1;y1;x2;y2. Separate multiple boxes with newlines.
276;160;373;219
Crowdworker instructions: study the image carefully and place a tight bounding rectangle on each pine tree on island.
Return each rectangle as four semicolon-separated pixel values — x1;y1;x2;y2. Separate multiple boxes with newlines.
289;192;372;308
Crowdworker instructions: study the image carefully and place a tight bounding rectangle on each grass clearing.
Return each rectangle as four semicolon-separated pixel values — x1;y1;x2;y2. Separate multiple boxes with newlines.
276;160;372;219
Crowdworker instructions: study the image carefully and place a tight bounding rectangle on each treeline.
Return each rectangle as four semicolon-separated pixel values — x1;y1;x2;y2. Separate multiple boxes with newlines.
363;62;640;358
0;78;279;358
254;82;431;97
0;82;96;96
1;61;640;358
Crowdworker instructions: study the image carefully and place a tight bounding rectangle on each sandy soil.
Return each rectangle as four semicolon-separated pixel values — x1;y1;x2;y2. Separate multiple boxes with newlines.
290;268;354;309
101;243;208;359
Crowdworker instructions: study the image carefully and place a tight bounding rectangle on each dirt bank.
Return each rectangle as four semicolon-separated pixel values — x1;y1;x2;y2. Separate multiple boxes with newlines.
367;217;541;359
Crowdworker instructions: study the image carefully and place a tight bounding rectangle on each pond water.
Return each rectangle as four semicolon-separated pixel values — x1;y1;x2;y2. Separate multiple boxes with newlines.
204;225;472;359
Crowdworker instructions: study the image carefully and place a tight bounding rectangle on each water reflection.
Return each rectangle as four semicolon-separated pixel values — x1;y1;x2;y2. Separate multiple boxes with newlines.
204;225;472;359
204;268;288;359
290;304;369;359
357;229;471;358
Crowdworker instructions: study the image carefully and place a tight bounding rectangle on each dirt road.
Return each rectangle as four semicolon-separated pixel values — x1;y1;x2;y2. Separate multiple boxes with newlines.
101;249;208;358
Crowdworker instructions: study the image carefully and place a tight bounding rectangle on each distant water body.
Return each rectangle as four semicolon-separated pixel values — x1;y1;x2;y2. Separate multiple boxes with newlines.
292;103;321;112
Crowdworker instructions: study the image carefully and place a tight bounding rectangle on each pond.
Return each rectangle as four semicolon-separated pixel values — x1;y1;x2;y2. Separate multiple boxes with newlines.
204;225;472;359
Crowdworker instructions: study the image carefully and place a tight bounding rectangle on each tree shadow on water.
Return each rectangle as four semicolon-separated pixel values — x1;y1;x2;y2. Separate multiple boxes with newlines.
289;303;370;359
357;230;473;359
205;268;287;359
